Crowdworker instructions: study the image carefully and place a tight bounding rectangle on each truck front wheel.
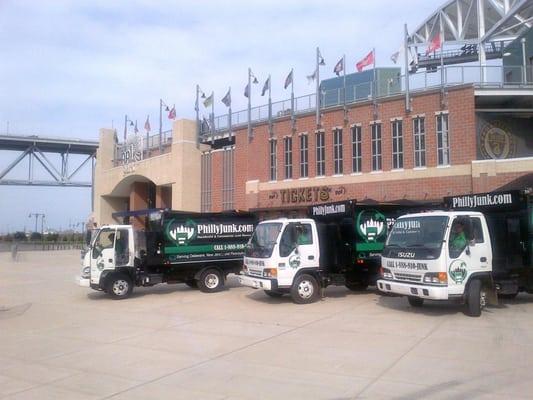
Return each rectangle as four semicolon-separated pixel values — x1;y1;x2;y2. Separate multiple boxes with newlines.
107;274;133;299
198;269;224;293
466;279;485;317
291;274;320;304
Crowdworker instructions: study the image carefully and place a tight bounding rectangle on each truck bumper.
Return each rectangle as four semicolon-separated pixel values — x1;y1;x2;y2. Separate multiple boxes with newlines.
238;275;275;291
377;279;449;300
77;276;90;288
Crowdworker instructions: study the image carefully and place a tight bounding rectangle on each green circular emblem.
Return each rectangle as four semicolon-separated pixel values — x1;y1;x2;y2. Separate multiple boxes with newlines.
356;210;387;243
449;260;468;284
166;219;197;245
289;254;301;269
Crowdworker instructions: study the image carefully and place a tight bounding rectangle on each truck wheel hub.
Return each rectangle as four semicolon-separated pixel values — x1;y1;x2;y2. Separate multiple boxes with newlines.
112;280;128;295
298;281;314;299
205;274;219;288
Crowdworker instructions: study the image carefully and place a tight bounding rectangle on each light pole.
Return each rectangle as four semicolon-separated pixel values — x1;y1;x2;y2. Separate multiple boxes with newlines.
28;213;45;236
521;38;527;84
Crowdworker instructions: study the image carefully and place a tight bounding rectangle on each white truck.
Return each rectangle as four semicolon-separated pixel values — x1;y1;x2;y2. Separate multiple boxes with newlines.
377;210;497;316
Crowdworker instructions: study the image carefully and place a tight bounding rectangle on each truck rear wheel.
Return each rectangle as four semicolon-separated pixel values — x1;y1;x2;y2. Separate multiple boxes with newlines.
198;269;224;293
407;296;424;307
107;274;133;299
466;279;485;317
291;274;320;304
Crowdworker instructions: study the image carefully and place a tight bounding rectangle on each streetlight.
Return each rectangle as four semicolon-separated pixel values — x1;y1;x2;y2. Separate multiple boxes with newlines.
28;213;45;235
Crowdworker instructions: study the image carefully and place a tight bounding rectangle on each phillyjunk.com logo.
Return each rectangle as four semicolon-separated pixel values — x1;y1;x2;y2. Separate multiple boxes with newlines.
166;219;197;245
356;210;386;242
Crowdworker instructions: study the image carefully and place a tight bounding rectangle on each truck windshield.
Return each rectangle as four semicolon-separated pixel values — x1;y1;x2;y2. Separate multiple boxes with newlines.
245;223;282;258
386;216;448;250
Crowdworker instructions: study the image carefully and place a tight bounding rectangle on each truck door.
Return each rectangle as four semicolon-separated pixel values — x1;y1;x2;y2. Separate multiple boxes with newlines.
278;222;319;286
90;228;117;285
446;216;490;293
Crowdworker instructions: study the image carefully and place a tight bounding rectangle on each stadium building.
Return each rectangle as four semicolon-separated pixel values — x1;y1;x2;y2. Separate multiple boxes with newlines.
93;0;533;225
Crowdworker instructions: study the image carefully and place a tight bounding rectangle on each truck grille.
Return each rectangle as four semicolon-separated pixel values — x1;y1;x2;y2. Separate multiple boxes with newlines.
248;268;263;277
393;272;422;283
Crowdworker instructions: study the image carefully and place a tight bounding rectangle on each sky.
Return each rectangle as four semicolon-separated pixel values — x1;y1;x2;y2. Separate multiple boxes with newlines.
0;0;441;233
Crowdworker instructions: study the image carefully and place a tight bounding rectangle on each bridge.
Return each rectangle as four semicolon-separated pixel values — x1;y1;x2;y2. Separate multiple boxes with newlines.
0;134;98;188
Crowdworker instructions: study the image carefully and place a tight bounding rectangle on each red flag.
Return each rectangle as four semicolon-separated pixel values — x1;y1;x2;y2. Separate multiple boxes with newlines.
426;33;442;54
168;106;176;120
356;50;374;72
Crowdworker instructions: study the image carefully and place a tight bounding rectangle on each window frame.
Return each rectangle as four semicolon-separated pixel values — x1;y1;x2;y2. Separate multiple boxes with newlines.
436;112;450;166
391;119;404;170
299;134;309;178
371;122;382;172
333;128;343;175
316;131;326;177
413;116;426;168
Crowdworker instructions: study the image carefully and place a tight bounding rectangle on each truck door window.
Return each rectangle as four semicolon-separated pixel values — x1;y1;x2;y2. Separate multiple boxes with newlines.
92;228;114;258
449;218;468;259
115;229;129;266
297;224;313;245
471;218;484;244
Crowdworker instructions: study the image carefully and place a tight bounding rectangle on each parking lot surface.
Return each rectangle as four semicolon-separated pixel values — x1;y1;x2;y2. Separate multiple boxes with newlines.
1;250;533;399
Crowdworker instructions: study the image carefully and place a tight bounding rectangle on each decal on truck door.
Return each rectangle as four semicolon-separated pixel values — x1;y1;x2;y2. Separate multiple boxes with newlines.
449;260;468;284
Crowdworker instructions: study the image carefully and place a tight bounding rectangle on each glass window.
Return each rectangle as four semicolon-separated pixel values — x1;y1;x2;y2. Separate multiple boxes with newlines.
316;131;325;176
414;117;426;167
115;229;129;265
471;218;484;244
351;125;362;173
284;136;292;179
371;123;382;171
300;134;308;178
269;139;277;181
392;119;403;169
92;228;114;258
333;128;343;175
449;218;469;258
436;113;450;166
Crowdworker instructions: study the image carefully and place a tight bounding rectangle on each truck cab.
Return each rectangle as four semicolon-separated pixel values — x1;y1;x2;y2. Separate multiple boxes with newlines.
78;225;140;297
377;211;495;316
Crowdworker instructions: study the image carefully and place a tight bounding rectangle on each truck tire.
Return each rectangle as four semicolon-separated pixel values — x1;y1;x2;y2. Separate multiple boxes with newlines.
408;296;424;307
466;279;485;317
198;268;224;293
291;274;320;304
264;290;283;298
106;273;133;299
185;279;198;289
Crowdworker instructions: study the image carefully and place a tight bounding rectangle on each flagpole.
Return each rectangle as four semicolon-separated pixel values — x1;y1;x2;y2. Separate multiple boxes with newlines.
316;47;320;128
146;115;150;156
159;98;163;154
343;54;347;119
404;23;411;112
228;87;232;142
123;114;127;141
373;47;377;100
211;91;215;144
268;74;273;138
439;14;445;91
247;67;252;139
195;85;200;147
291;68;295;132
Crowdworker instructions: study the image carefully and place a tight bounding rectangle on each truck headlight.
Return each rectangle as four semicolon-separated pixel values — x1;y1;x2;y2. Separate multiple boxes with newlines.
381;267;393;279
263;268;277;278
423;272;447;284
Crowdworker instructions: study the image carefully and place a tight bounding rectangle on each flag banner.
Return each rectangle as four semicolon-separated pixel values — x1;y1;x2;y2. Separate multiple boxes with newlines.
356;50;374;72
221;89;231;107
168;106;176;119
202;117;211;132
426;32;442;54
391;47;396;64
244;83;250;98
284;70;293;89
203;93;213;108
144;116;151;132
134;121;139;134
306;69;317;84
334;57;344;76
261;77;270;96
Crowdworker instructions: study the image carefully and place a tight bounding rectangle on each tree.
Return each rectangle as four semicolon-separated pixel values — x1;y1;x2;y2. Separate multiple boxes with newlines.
30;232;42;241
13;231;26;241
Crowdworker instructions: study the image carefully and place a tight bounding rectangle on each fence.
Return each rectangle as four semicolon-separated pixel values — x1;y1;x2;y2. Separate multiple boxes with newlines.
201;65;533;137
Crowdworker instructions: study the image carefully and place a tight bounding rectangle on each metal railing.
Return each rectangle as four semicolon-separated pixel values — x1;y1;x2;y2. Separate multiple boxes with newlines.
201;65;533;137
